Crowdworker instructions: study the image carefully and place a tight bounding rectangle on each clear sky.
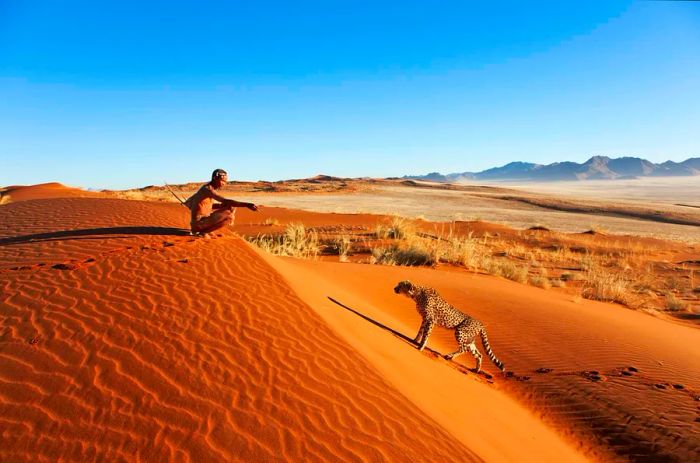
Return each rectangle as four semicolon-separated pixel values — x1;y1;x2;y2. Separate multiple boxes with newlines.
1;1;699;189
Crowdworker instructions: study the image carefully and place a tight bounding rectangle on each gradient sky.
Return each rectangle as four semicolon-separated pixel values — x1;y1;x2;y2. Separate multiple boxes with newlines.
1;1;699;189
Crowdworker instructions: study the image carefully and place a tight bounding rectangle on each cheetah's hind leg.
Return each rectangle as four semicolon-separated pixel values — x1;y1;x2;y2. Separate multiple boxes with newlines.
467;341;483;373
446;341;483;372
444;347;465;361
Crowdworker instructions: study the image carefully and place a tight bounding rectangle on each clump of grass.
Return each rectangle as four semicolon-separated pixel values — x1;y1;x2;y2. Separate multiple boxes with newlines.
561;272;584;282
336;235;352;262
529;275;551;289
581;264;633;306
664;292;689;312
550;278;566;288
664;276;686;292
263;217;280;226
247;223;319;258
529;269;551;289
441;232;485;269
483;259;529;283
376;216;416;240
371;245;434;266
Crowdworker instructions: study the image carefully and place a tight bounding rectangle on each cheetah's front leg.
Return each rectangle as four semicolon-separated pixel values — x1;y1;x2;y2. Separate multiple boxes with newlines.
414;319;427;346
418;319;435;351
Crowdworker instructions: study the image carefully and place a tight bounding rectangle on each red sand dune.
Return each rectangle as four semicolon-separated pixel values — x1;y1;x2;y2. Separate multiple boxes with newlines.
0;196;583;462
2;193;699;462
1;182;104;203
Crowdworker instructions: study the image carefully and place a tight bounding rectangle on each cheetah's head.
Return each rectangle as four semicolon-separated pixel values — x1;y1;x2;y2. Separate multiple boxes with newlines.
394;280;415;296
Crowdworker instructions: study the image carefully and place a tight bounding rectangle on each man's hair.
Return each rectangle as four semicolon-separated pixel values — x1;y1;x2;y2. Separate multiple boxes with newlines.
212;168;227;179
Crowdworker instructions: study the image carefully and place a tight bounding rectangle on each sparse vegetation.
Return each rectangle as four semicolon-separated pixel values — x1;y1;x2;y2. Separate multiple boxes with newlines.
488;260;530;284
664;292;689;312
242;212;698;315
371;245;434;266
529;270;551;289
247;223;319;258
376;216;416;240
550;278;566;288
336;235;352;262
581;264;633;306
263;217;280;226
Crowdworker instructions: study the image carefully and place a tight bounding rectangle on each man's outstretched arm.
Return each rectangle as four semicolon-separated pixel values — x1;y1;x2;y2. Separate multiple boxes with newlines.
208;188;258;211
216;199;258;211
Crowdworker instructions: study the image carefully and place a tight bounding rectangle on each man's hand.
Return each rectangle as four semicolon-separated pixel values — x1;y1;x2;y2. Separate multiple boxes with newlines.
247;203;258;211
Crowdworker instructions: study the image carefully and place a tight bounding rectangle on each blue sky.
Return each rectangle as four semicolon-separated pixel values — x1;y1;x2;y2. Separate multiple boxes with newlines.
1;1;699;189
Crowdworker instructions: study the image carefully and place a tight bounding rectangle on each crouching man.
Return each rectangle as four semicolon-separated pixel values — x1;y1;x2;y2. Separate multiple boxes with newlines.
185;168;258;235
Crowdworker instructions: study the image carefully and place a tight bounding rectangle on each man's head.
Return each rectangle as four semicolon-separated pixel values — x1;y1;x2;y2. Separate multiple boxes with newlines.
211;168;228;189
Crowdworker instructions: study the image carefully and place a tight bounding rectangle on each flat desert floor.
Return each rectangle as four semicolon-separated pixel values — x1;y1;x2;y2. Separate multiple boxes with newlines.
1;182;699;462
227;177;700;242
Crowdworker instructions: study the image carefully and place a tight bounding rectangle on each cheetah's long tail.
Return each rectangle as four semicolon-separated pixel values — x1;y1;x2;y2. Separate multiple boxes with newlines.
479;329;505;371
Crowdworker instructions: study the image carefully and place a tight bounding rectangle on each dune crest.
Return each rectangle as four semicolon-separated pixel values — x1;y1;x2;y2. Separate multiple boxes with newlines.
1;182;103;203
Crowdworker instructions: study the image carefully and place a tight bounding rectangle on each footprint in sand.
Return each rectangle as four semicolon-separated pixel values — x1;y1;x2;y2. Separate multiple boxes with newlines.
535;367;553;374
582;370;605;382
52;263;79;270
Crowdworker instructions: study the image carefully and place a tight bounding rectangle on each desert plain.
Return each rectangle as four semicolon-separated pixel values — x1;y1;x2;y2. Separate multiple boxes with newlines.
1;177;699;462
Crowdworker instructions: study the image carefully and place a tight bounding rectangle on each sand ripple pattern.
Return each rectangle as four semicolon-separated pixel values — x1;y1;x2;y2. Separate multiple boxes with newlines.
1;199;478;462
0;198;189;269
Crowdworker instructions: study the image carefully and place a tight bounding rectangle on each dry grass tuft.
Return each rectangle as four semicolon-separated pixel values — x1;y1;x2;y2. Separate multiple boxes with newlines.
376;216;416;240
529;270;552;289
582;264;633;306
263;217;280;226
550;278;566;288
484;259;529;283
440;232;486;269
664;292;689;312
371;245;434;266
247;223;319;258
336;235;352;262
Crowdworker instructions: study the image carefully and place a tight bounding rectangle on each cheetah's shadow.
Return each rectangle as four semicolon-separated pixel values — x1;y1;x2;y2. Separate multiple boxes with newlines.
327;296;496;381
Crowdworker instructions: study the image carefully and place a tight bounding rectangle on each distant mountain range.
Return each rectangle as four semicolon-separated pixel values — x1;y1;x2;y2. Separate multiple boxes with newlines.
405;156;700;182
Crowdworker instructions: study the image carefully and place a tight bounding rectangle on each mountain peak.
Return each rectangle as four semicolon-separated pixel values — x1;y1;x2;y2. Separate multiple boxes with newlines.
404;156;699;182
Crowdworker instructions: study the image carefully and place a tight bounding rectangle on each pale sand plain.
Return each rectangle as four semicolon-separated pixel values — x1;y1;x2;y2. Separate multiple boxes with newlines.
229;177;700;242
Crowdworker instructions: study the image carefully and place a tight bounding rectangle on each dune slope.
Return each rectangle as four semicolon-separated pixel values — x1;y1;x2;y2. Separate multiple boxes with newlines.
264;258;700;462
1;198;483;462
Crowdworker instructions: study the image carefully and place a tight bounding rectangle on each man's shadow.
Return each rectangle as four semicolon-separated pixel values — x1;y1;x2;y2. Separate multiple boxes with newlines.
0;226;190;246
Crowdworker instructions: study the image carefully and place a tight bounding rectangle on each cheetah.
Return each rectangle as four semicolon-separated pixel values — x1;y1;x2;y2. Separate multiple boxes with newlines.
394;280;505;373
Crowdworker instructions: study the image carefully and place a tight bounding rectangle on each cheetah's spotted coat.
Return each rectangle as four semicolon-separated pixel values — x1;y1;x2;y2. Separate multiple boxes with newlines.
394;280;505;373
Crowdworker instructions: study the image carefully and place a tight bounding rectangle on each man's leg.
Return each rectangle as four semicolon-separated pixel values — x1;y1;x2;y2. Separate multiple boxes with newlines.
192;209;235;234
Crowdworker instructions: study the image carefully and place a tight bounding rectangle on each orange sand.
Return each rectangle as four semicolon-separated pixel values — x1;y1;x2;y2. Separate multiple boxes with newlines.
2;185;698;462
1;182;104;203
